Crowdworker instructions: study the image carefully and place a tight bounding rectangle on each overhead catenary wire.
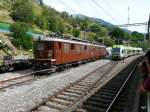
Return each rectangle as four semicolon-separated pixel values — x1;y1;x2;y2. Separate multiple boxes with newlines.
116;22;148;27
103;0;126;23
92;0;120;24
59;0;79;14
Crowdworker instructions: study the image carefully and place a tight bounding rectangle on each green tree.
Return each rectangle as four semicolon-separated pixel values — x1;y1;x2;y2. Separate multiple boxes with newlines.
131;31;144;41
57;18;65;34
11;0;34;23
97;27;108;37
110;27;126;44
72;28;80;37
61;11;69;20
80;18;89;30
47;15;65;34
89;24;101;33
11;22;32;50
35;15;48;30
104;36;115;47
87;32;96;41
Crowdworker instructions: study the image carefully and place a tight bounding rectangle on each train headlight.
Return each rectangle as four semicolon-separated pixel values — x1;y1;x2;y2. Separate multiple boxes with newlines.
43;62;47;66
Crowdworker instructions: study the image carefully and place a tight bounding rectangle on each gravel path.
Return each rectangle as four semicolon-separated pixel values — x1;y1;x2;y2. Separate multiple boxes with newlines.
0;56;140;112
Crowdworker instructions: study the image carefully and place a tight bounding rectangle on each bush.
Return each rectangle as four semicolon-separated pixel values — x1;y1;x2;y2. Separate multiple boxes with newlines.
11;0;34;23
11;22;32;50
72;28;80;37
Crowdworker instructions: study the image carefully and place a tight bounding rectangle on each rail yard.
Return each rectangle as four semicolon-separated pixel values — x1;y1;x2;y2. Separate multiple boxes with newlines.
0;35;146;112
0;0;149;112
0;55;142;112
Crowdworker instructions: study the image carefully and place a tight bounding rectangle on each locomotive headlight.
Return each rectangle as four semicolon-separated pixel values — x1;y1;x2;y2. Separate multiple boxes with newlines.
43;62;47;66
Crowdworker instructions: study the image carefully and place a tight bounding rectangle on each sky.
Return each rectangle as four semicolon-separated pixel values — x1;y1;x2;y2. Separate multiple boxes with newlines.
43;0;150;33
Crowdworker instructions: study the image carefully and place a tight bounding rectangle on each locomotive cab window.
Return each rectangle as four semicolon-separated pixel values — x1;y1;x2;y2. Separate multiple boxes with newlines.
71;44;75;50
58;42;61;49
84;45;87;50
37;43;44;51
47;43;52;49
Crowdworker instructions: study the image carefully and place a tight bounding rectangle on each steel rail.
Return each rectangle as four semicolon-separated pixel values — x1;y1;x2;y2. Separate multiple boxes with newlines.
0;60;111;91
30;61;117;112
105;65;137;112
65;62;117;112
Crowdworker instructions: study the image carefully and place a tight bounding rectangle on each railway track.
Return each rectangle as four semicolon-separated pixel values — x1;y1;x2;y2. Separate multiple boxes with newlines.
30;61;118;112
0;60;112;92
0;72;35;90
72;57;141;112
0;69;51;90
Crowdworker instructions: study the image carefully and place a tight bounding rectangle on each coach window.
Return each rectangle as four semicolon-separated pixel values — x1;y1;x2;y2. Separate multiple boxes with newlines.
76;45;80;53
58;42;61;49
64;43;69;53
84;45;87;50
71;44;75;50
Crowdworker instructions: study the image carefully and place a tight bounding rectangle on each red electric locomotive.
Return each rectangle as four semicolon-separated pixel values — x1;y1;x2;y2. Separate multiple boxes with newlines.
33;36;107;72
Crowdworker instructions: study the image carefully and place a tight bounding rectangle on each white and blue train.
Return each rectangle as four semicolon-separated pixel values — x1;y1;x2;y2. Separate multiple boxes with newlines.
112;45;143;60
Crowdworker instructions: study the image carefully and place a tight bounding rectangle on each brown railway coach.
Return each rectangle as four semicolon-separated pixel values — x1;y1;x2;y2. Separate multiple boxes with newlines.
33;37;107;71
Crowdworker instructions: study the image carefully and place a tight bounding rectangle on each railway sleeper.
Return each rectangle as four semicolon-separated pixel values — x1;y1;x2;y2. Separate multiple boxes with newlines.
52;98;72;105
83;100;110;109
71;85;90;90
69;87;87;91
94;93;119;100
45;101;67;110
82;104;106;112
73;108;87;112
87;96;113;104
73;85;90;89
36;105;59;112
94;91;118;97
76;83;93;87
110;102;127;112
97;88;119;93
66;89;83;94
56;94;77;101
62;91;81;97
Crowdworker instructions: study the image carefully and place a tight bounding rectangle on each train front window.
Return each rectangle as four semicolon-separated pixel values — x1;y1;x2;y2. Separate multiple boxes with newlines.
112;48;120;53
37;43;44;51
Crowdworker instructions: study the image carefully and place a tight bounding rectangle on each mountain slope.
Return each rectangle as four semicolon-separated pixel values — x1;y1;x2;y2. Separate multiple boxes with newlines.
73;14;113;27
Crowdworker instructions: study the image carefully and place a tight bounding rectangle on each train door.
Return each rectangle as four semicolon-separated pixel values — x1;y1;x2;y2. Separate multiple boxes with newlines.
56;42;62;64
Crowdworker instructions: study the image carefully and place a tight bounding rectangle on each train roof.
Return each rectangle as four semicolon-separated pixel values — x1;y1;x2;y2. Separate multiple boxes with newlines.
34;37;106;48
112;45;143;50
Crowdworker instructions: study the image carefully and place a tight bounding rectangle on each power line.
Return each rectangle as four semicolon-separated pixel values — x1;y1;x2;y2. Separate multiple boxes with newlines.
103;0;126;23
92;0;120;24
59;0;78;14
115;22;148;27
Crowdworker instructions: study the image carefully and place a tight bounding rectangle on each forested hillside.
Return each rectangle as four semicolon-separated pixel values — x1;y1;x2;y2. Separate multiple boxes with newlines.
0;0;148;51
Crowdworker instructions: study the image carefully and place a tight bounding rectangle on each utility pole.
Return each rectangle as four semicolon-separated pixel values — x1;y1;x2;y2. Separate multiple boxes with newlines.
128;6;130;25
148;14;150;47
128;6;130;46
84;29;86;40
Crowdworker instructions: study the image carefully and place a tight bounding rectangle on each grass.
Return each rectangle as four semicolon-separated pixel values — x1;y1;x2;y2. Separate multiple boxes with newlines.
32;1;43;16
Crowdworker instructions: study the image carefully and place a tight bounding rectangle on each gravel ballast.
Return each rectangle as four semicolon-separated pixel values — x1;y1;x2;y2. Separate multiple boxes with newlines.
0;59;109;112
0;69;32;81
0;56;141;112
